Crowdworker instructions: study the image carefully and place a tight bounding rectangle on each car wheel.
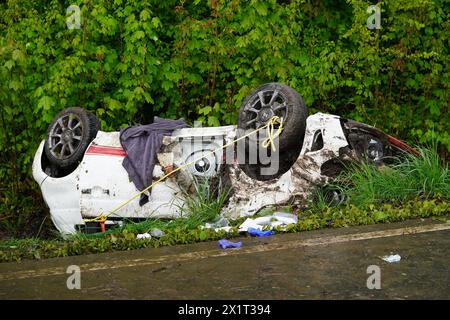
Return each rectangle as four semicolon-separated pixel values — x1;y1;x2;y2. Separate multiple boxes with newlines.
237;83;308;180
44;107;100;169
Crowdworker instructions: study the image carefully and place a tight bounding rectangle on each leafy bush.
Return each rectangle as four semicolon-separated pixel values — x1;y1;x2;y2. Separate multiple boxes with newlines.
0;0;448;237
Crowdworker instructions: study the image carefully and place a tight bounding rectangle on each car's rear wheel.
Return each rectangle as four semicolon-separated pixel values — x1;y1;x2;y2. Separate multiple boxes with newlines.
44;107;99;169
237;83;308;180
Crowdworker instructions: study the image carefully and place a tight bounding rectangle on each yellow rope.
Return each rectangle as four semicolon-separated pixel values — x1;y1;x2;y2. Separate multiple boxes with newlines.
83;116;284;223
262;116;283;151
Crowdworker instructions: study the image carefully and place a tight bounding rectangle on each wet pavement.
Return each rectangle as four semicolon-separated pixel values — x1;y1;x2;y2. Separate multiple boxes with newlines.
0;219;449;299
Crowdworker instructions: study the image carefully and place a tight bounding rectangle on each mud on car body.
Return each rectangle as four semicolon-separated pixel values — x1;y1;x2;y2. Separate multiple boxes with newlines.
32;83;416;235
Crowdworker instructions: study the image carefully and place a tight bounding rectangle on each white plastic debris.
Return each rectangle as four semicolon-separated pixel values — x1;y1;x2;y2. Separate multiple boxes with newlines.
272;212;298;225
202;216;232;232
204;216;229;229
201;225;233;233
381;254;401;263
213;216;230;228
202;226;234;233
150;228;165;238
238;218;266;232
215;226;233;233
136;233;152;239
238;212;298;232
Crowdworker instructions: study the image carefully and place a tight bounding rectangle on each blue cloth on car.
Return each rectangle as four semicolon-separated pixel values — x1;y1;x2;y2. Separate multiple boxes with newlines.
218;239;242;249
120;117;189;206
247;227;274;237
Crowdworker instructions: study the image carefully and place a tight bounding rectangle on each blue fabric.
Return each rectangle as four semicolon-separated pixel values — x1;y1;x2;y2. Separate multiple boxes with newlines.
218;239;242;249
120;117;189;205
247;227;274;237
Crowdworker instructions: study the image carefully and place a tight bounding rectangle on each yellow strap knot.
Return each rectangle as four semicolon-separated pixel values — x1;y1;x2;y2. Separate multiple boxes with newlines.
262;116;284;151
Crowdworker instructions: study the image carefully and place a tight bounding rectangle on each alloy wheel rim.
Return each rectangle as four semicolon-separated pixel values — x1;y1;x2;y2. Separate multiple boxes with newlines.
48;113;83;160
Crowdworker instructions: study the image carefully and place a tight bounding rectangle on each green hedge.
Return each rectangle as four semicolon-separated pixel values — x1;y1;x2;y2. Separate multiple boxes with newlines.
0;0;449;236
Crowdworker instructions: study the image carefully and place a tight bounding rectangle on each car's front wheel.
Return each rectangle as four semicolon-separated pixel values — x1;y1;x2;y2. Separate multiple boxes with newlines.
44;107;99;169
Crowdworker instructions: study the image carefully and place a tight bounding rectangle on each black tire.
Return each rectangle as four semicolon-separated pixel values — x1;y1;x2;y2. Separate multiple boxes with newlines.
44;107;100;169
237;83;308;181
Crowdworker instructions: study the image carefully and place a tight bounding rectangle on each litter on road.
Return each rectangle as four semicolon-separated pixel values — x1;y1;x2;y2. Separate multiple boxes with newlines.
381;254;402;263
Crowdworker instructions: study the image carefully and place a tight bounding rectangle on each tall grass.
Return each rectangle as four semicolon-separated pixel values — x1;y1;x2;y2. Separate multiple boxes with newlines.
308;184;346;211
403;146;449;199
340;145;449;206
179;176;231;229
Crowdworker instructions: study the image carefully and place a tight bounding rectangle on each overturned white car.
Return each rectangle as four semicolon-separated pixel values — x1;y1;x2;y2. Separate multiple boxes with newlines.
32;83;417;234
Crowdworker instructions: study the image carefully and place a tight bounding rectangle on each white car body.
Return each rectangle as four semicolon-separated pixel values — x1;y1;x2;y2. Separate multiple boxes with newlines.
33;113;405;235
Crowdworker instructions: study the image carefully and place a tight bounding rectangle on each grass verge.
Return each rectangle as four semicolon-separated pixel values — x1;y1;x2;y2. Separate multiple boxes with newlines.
0;198;448;263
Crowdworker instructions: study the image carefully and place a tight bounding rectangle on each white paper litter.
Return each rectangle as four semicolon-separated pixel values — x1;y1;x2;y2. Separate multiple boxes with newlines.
238;212;298;232
136;233;152;239
214;226;233;233
381;254;401;263
200;225;233;233
201;212;297;234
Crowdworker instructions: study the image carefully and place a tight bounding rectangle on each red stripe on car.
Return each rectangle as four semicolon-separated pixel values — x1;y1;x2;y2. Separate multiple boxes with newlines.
85;145;127;157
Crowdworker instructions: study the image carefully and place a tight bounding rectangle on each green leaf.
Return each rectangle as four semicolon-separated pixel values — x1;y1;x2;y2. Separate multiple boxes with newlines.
106;98;122;111
161;80;172;91
199;106;212;115
254;2;268;16
12;49;25;62
199;231;207;241
140;10;151;22
151;17;161;28
9;80;23;91
38;96;56;111
4;60;15;70
207;116;220;127
134;30;145;40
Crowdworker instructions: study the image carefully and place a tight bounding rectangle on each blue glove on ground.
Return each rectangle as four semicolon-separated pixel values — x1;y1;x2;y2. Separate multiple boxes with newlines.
218;239;242;249
247;227;274;237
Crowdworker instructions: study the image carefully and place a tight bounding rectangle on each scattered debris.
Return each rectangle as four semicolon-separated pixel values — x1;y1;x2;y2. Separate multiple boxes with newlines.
272;212;298;225
215;226;233;233
238;212;298;232
136;233;152;239
150;228;165;238
204;216;229;229
218;239;242;249
201;225;234;233
201;216;233;233
381;254;401;263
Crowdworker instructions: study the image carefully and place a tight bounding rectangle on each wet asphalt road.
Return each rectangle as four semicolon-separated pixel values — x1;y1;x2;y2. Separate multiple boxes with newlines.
0;219;449;299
